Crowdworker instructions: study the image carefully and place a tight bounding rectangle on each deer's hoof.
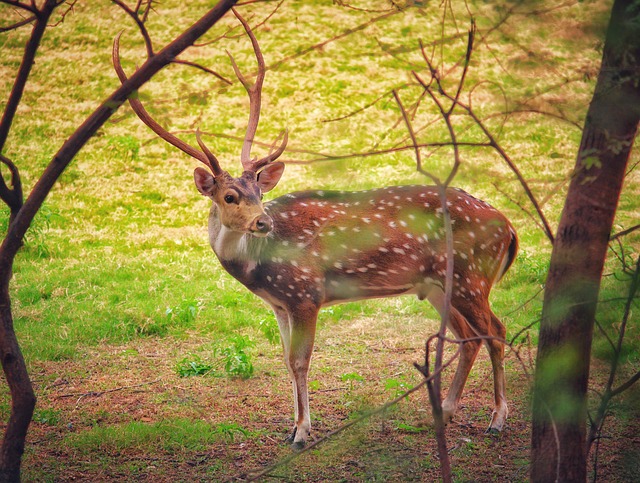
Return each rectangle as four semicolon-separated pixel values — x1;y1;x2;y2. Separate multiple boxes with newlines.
291;440;306;451
284;427;297;444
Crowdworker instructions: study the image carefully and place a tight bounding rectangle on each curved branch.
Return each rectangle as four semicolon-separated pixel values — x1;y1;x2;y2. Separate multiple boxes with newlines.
453;98;555;242
171;59;232;85
111;0;154;57
0;155;23;220
0;15;36;32
1;0;37;14
0;0;58;154
610;223;640;241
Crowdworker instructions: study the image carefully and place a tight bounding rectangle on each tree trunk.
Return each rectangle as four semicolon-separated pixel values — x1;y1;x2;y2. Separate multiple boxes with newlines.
530;0;640;481
0;289;35;483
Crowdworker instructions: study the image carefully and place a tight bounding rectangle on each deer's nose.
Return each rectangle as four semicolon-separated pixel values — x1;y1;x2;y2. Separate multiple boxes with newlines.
252;214;273;235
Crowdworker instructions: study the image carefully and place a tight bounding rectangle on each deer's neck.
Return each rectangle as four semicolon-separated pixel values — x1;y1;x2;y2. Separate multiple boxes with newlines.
207;206;265;278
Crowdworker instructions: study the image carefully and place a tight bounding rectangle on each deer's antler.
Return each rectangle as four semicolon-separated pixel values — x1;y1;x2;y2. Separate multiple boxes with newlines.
112;31;223;177
229;8;287;173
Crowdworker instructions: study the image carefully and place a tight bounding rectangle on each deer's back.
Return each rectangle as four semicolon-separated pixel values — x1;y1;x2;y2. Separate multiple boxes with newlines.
255;185;516;307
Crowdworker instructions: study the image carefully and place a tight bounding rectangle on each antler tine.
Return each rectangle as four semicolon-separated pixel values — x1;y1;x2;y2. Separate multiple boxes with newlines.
112;32;223;177
195;129;223;174
229;8;266;172
253;128;288;170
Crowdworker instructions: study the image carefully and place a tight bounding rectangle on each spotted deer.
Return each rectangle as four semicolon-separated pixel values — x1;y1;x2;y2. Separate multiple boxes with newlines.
114;10;518;448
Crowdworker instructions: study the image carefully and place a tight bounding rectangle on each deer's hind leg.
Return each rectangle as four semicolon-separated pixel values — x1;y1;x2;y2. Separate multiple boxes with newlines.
485;310;508;433
441;307;482;424
449;295;508;433
427;289;482;425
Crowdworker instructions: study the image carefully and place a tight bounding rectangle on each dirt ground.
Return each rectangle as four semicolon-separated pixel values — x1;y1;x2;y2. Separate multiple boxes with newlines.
17;313;640;482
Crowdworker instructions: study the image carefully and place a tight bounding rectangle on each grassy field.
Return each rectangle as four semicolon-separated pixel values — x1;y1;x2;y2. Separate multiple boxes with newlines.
1;0;639;481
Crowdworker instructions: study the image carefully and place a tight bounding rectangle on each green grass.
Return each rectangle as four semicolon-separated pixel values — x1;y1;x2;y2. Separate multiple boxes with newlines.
66;419;250;454
1;0;639;480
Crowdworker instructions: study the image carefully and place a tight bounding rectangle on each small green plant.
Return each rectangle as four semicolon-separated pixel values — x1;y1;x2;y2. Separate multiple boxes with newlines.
384;377;412;398
175;336;255;379
394;421;428;433
216;335;255;379
259;318;279;345
33;408;61;426
340;372;365;383
166;299;201;325
340;372;365;390
176;356;214;377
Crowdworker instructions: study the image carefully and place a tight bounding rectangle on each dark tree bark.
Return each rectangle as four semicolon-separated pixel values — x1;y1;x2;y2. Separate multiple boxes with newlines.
0;292;35;483
0;1;237;480
530;0;640;481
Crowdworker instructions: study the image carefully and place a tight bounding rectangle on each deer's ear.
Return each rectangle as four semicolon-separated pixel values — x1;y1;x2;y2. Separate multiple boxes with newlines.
194;167;216;196
257;162;284;193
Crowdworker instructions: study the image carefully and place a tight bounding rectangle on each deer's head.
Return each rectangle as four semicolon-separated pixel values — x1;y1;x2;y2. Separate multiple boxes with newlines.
193;161;284;237
113;8;287;237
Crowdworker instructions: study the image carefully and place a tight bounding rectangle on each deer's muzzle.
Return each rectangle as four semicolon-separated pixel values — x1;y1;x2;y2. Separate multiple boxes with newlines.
250;214;273;236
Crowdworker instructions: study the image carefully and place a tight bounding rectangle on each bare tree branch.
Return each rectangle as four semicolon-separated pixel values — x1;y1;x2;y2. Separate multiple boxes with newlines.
610;223;640;241
0;0;58;154
171;59;232;85
1;0;239;282
0;155;23;223
449;97;555;242
0;15;36;32
0;0;37;14
111;0;154;57
587;255;640;452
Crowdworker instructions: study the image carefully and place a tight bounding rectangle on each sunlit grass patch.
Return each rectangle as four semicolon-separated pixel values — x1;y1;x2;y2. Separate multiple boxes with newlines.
66;418;250;454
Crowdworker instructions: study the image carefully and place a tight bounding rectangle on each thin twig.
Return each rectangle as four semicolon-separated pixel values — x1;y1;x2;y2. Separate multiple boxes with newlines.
171;59;232;85
111;0;154;57
1;0;37;14
610;223;640;241
0;154;23;217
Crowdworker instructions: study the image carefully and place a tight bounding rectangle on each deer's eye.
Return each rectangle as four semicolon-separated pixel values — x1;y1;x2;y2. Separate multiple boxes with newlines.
224;194;236;204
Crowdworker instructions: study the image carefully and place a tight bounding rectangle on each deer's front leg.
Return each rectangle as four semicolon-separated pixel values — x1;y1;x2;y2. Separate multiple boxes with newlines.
272;306;300;443
287;305;318;449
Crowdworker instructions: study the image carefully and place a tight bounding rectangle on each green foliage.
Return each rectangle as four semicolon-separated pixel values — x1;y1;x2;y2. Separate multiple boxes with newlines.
2;0;639;479
32;408;61;426
384;377;412;397
259;318;280;345
176;335;255;379
165;299;201;325
176;355;214;377
215;335;255;379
